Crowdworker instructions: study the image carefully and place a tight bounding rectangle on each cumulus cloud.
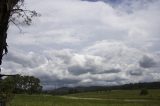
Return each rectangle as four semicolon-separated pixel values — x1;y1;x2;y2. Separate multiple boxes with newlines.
1;0;160;89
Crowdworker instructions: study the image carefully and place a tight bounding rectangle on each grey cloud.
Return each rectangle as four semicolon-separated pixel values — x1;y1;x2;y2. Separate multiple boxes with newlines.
68;65;94;75
91;75;127;83
41;77;81;89
4;51;46;68
2;46;160;89
100;68;121;74
128;69;143;76
68;67;121;75
43;79;80;87
54;79;80;86
81;0;120;3
68;56;102;75
52;49;73;64
139;55;157;68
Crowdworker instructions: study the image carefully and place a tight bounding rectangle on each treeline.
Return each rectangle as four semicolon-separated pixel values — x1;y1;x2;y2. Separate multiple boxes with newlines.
0;74;42;94
108;82;160;90
48;81;160;95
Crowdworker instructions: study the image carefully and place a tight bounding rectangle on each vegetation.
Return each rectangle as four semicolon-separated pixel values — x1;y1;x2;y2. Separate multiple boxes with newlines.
140;89;149;95
0;75;42;94
0;76;15;106
69;89;160;100
11;89;160;106
0;75;42;105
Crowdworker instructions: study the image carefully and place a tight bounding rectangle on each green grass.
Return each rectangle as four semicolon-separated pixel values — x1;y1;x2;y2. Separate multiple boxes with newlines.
11;89;160;106
69;89;160;100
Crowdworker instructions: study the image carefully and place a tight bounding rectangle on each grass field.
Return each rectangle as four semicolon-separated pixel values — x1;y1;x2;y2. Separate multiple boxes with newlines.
11;89;160;106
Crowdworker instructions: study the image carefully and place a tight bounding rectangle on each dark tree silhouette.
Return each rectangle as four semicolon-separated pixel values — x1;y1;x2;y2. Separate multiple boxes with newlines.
0;0;38;66
140;88;149;95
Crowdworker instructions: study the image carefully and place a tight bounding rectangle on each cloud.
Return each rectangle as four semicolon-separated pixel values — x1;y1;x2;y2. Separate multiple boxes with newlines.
1;0;160;89
4;51;46;68
68;65;93;75
139;55;157;68
101;68;121;74
3;41;159;89
128;69;144;76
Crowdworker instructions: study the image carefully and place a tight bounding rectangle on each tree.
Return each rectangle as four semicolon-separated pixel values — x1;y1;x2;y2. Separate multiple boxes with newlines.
1;74;42;94
0;0;38;65
0;75;16;105
0;1;38;104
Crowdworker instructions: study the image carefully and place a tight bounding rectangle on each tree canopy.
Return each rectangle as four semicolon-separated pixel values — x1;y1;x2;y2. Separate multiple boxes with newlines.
0;74;42;94
0;74;42;104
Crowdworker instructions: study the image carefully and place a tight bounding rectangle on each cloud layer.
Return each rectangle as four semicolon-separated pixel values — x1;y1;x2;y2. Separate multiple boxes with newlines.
2;0;160;89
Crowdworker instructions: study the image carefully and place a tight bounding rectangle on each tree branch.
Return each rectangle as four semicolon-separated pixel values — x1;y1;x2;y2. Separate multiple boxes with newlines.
10;19;22;32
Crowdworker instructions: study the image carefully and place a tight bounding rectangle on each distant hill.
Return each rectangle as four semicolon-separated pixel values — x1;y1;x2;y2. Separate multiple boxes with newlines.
47;81;160;95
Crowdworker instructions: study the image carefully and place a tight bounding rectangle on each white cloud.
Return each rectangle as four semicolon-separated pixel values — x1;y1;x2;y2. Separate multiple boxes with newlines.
1;0;160;89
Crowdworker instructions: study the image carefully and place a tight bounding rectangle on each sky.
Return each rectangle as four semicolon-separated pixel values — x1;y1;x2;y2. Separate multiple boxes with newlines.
1;0;160;89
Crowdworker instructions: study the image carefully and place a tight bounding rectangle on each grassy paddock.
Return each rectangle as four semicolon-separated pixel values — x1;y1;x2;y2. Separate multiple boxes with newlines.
69;89;160;100
11;89;160;106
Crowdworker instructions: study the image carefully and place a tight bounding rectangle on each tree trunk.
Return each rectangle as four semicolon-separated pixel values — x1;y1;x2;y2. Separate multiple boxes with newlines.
0;0;19;65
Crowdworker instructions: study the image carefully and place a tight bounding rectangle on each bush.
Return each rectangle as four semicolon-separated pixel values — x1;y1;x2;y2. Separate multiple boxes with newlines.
140;89;149;95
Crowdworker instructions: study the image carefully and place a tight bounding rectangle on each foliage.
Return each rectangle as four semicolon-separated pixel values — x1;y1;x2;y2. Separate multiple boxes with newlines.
1;75;42;94
140;88;149;95
0;74;42;105
10;0;39;26
0;79;15;106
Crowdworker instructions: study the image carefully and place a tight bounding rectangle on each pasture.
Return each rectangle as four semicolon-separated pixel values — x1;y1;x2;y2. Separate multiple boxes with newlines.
11;89;160;106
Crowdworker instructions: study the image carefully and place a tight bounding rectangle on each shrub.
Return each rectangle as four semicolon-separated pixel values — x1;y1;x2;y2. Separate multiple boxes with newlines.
140;88;149;95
